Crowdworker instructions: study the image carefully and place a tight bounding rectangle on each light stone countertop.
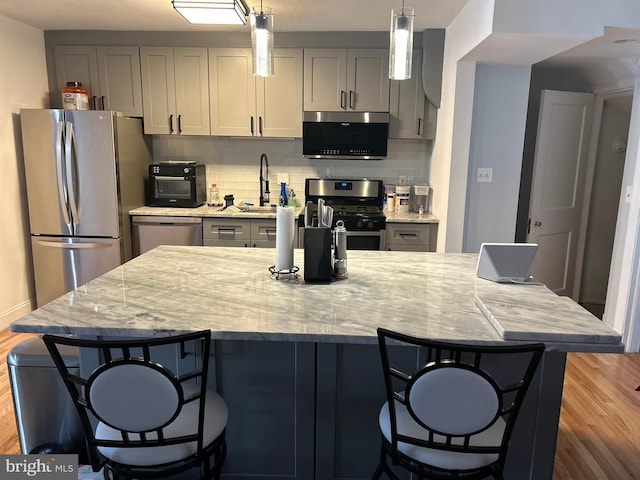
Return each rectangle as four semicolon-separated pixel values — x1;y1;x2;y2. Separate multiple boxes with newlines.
383;211;439;223
129;206;438;223
11;247;621;352
129;205;288;219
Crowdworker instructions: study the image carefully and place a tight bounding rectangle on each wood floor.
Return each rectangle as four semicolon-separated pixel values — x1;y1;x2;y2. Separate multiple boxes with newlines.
0;329;638;479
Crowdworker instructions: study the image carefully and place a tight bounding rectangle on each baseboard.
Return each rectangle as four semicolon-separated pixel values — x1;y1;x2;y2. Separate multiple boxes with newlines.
0;300;34;331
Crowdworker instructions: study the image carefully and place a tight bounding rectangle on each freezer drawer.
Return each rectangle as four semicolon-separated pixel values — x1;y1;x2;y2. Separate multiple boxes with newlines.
132;216;203;256
31;236;122;307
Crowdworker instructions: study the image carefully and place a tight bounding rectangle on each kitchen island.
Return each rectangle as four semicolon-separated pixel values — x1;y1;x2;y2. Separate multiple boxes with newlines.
11;247;622;480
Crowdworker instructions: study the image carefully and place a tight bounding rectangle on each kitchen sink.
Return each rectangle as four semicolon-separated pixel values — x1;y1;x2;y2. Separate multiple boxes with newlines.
240;205;277;212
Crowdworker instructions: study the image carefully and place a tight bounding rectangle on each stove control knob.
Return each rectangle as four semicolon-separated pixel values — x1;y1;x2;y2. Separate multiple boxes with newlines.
357;219;364;229
368;221;376;230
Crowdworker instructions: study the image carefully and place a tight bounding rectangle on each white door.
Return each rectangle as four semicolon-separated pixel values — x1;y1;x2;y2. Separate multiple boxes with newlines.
528;90;594;297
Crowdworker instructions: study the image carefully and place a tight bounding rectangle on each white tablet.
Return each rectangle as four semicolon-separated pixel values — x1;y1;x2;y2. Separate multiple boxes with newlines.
476;243;538;283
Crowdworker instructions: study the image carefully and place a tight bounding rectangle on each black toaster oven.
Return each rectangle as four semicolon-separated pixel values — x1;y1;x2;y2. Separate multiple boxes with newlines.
148;162;206;208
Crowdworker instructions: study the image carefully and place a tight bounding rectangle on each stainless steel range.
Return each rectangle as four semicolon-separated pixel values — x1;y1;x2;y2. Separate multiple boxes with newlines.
299;178;386;250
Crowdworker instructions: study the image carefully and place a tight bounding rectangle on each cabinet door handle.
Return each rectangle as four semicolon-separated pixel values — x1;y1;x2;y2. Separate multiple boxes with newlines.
417;118;422;136
259;116;263;136
340;90;347;110
250;116;255;136
169;114;174;133
349;90;355;109
399;232;419;238
178;114;182;133
100;96;106;110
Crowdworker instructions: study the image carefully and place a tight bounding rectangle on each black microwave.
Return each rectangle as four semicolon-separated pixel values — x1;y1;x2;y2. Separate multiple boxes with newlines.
302;111;390;160
148;162;206;207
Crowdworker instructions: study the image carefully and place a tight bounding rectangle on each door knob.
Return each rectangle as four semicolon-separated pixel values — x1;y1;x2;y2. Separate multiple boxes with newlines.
534;220;542;227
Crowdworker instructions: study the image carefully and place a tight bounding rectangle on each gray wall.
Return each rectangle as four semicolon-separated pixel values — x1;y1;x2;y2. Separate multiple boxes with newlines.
462;63;531;252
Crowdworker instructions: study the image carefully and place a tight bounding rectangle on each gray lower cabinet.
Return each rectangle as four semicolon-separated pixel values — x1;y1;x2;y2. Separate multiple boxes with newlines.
79;337;561;480
203;218;277;248
211;341;316;480
211;341;392;480
385;222;437;252
316;343;412;480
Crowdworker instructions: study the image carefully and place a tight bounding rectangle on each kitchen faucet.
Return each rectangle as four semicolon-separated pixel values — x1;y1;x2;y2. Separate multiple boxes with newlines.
259;153;270;206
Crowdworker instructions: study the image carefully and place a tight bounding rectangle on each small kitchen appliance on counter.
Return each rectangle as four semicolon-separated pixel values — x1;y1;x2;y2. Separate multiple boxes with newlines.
148;161;206;208
298;178;386;251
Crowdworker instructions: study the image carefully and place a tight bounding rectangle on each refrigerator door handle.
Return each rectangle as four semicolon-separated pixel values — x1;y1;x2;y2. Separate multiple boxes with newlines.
55;120;72;226
64;121;81;229
35;240;114;249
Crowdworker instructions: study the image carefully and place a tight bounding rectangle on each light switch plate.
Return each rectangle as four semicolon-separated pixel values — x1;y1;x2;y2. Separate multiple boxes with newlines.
477;168;493;183
277;173;289;185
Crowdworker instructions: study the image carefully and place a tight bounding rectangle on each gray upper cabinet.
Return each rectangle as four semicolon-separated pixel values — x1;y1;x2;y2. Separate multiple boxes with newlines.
209;48;303;137
54;46;143;117
140;47;210;135
303;49;390;112
389;49;436;140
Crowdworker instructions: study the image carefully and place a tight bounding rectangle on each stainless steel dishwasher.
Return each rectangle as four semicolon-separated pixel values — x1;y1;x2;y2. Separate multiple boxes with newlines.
132;216;203;256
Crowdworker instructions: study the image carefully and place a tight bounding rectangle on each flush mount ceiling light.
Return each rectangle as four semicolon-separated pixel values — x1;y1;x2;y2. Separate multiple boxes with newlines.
389;0;415;80
250;1;274;77
172;0;249;25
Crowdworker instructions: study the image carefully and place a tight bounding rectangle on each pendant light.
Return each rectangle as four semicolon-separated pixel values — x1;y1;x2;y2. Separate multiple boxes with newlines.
389;1;415;80
250;1;274;77
172;0;248;25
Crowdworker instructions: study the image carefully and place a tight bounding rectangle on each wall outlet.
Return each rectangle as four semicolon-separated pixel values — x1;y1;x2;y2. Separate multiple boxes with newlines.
398;175;407;185
277;173;289;185
477;168;493;183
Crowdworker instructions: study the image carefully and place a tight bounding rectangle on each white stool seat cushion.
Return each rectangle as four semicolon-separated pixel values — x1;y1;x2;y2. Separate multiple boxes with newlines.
379;401;505;471
96;384;228;467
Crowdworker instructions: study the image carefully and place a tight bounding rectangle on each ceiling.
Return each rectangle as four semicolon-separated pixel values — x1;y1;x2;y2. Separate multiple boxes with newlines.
0;0;468;32
2;0;639;90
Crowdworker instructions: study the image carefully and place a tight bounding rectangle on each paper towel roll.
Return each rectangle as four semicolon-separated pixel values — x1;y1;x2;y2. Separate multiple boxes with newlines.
275;206;295;270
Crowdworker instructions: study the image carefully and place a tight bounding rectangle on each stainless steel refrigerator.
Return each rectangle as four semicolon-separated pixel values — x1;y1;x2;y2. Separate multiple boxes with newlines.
20;109;152;307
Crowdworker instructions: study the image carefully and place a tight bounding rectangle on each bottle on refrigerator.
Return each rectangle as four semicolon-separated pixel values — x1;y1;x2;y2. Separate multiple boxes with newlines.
61;82;89;111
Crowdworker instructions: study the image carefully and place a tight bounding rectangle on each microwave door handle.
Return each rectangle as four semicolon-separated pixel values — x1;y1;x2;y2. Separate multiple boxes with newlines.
64;120;80;228
55;120;72;226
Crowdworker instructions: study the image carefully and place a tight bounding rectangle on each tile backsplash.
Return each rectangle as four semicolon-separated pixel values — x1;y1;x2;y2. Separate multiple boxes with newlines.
152;136;431;205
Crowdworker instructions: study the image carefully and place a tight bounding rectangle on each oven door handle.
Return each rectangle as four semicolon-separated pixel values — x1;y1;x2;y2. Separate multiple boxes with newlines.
153;176;189;181
344;230;384;237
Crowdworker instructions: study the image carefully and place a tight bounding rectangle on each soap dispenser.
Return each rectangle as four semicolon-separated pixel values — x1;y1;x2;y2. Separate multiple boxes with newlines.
279;182;288;206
